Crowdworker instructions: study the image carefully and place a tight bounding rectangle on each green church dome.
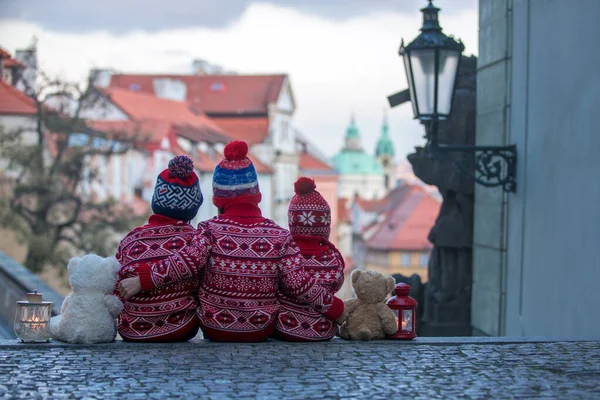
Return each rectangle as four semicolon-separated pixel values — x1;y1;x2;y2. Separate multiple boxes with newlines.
333;150;384;175
333;116;384;175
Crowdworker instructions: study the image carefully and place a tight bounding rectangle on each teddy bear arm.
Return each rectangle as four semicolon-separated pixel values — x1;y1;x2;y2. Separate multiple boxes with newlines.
60;293;73;314
104;295;124;318
376;304;399;335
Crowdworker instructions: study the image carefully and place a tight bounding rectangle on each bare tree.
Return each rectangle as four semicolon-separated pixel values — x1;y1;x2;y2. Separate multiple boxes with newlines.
0;73;146;273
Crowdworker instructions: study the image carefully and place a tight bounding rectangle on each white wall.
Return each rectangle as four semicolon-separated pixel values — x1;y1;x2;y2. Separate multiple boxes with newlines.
79;94;128;121
474;0;600;337
339;174;386;200
257;172;273;221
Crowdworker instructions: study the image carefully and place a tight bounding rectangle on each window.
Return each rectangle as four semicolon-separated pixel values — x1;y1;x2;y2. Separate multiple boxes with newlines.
401;253;411;266
210;82;225;92
420;253;429;267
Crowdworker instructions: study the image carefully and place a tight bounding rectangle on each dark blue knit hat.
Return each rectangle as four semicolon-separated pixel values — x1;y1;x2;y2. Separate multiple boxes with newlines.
151;155;203;221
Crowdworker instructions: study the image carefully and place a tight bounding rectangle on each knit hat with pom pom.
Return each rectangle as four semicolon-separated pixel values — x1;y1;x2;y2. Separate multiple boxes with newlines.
151;155;203;221
288;177;331;239
212;140;261;208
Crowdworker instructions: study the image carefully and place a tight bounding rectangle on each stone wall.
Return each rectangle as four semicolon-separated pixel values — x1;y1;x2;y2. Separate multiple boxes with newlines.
474;0;600;336
471;0;513;336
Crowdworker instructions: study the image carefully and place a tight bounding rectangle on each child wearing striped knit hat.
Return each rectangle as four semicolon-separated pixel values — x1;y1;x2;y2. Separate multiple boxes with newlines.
116;155;211;342
275;177;346;341
195;140;346;342
120;141;347;342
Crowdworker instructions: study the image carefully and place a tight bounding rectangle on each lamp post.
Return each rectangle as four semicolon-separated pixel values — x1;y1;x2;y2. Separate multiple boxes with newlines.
389;0;517;192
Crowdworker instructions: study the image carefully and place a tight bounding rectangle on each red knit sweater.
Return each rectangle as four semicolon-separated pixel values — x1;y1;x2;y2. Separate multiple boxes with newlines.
184;202;344;342
275;235;345;341
115;214;210;342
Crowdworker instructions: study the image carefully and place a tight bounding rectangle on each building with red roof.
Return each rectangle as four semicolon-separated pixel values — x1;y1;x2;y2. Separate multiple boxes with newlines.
0;48;25;87
96;69;297;226
80;81;276;223
351;184;441;282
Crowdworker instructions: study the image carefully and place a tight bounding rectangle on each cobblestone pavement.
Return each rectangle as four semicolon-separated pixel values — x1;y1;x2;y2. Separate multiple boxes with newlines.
1;339;599;399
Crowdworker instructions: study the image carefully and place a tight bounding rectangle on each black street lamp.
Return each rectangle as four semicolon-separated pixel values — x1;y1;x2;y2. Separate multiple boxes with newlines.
389;0;517;192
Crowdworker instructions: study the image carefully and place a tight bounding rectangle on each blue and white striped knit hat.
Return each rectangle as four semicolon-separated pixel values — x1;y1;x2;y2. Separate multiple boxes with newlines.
212;140;261;208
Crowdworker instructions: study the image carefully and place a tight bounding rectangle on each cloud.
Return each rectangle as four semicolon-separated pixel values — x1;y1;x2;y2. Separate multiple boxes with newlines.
0;0;476;33
0;2;478;160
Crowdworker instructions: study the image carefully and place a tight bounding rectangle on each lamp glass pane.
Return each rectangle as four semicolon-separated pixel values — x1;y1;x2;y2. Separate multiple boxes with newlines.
436;49;460;115
409;49;436;116
402;309;413;332
403;53;418;117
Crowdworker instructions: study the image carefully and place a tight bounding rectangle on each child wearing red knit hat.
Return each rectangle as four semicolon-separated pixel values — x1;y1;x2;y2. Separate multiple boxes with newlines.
120;142;347;342
275;177;346;341
116;155;210;342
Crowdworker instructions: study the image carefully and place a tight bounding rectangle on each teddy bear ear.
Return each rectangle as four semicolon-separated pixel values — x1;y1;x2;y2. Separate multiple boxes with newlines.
351;269;362;284
67;257;81;273
387;276;396;294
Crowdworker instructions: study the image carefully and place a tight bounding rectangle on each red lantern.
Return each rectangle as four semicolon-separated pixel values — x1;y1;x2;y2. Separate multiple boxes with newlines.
386;283;418;340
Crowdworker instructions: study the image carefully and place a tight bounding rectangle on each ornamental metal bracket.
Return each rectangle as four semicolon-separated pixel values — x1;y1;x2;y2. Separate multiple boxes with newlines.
430;144;517;192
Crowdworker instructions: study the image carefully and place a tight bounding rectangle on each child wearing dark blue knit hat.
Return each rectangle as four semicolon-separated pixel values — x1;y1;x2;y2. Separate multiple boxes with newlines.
114;155;211;342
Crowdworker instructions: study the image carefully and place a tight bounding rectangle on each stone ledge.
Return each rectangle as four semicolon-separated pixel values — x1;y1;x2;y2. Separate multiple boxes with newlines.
2;336;599;348
2;338;599;398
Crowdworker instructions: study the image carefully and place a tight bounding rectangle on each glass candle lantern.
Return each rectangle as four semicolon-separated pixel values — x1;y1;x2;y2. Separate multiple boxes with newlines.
386;283;418;340
14;290;53;342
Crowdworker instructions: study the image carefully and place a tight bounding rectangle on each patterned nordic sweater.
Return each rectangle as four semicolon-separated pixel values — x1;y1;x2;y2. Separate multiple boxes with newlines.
115;214;210;342
180;203;344;342
275;235;345;341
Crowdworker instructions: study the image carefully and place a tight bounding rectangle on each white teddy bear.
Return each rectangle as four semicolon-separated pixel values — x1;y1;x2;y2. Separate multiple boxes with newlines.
50;254;123;344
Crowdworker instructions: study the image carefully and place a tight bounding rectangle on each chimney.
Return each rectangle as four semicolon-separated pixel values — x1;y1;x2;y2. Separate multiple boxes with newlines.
192;59;225;75
15;44;37;95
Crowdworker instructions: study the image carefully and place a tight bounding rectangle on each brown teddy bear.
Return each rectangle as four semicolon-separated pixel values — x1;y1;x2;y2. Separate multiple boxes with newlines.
339;269;398;340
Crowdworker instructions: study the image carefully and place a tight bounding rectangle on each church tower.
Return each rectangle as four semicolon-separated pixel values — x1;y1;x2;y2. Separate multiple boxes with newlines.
344;113;362;151
375;110;396;191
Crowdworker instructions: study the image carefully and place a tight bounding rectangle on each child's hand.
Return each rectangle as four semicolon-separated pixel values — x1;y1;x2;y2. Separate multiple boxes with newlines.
119;277;142;299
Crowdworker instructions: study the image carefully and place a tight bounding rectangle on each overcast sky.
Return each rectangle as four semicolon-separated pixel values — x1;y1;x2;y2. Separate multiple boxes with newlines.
0;0;478;159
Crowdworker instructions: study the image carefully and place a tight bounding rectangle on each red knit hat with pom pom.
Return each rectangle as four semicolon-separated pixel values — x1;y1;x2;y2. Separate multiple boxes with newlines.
152;155;203;221
212;140;261;208
288;177;331;238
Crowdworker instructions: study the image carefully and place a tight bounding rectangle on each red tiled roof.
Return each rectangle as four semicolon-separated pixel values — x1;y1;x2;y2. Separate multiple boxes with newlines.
0;48;24;68
354;185;414;214
354;196;390;214
99;87;230;134
0;80;36;115
364;186;441;251
87;120;171;143
338;198;351;223
206;116;269;145
108;74;286;115
299;151;336;173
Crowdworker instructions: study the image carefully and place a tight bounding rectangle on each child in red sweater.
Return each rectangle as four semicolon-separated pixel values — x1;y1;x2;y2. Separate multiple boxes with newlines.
121;141;346;342
275;177;346;341
115;155;209;342
196;141;346;342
